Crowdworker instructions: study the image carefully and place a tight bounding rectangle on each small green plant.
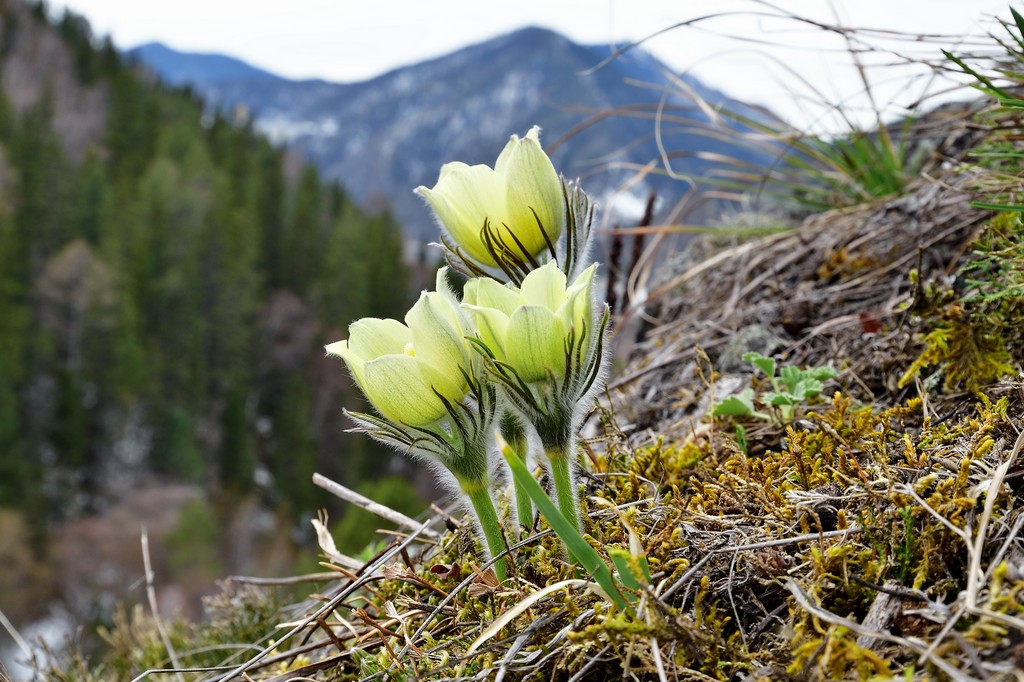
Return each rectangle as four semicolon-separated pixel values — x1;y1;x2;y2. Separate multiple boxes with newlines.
734;423;748;454
898;305;1017;392
713;388;769;421
713;352;837;423
606;520;653;595
894;20;1024;393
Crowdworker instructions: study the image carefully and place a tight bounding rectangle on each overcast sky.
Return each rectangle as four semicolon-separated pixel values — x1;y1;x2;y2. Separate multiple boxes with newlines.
50;0;1007;130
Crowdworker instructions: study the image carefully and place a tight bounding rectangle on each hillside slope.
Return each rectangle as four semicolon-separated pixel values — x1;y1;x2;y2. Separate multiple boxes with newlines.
40;92;1024;680
16;5;1024;681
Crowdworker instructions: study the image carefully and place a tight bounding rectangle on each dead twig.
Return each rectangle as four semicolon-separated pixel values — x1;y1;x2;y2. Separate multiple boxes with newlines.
313;472;439;538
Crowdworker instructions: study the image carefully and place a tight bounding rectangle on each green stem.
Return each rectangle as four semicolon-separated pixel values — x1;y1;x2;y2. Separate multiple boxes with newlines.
546;446;580;533
500;412;534;528
463;479;508;582
500;437;630;612
513;482;534;529
510;449;534;529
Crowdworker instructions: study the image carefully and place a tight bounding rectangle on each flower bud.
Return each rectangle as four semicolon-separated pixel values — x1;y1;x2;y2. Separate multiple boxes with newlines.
326;291;474;427
416;126;564;268
463;261;597;383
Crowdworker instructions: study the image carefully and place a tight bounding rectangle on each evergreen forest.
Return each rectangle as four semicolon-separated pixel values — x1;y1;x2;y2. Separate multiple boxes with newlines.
0;0;418;627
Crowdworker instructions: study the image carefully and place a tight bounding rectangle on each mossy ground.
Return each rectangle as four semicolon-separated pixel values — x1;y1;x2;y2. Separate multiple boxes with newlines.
41;379;1024;680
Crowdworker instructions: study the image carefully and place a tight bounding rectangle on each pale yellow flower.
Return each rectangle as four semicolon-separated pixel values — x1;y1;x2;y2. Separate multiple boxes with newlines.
463;261;596;383
416;126;564;268
326;291;473;427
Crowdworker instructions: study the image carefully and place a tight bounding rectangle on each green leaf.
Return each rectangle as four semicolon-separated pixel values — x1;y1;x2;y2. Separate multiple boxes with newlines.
969;201;1024;212
807;366;838;382
765;392;799;407
942;49;1009;99
742;351;775;377
608;548;652;592
498;435;632;612
712;388;757;417
609;549;640;590
797;377;825;398
735;424;748;454
1012;7;1024;43
777;365;803;393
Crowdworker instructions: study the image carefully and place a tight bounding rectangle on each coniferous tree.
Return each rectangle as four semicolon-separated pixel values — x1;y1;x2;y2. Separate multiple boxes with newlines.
255;143;287;291
106;69;159;181
9;89;67;284
364;210;410;320
218;382;253;490
272;376;319;515
153;406;206;483
69;153;112;245
284;167;325;297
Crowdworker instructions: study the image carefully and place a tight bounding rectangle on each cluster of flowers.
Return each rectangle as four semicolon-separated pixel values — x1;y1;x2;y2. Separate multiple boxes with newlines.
327;127;607;581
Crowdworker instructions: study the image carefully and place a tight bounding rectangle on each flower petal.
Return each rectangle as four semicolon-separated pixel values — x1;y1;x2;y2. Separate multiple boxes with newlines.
418;163;507;266
435;266;459;303
499;128;563;255
346;318;410;358
362;355;450;426
324;339;368;389
494;129;527;175
465;305;510;362
559;263;597;328
418;363;468;406
505;305;566;383
472;277;521;315
324;339;348;358
520;261;567;312
405;292;471;392
461;278;479;306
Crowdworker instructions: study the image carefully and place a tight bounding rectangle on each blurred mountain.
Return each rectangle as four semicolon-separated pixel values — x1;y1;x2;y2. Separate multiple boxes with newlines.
129;41;286;88
128;28;777;239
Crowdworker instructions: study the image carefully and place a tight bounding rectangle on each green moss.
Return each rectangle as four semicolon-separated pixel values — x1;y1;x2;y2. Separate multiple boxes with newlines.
46;88;1024;680
789;623;892;679
900;305;1016;391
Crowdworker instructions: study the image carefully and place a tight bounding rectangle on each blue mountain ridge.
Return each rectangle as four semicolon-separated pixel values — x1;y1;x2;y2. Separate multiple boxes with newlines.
128;27;778;240
129;41;286;87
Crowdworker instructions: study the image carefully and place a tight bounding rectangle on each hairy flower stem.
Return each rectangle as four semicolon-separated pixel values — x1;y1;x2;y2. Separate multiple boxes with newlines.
462;479;508;582
546;446;580;533
500;413;533;528
509;449;534;529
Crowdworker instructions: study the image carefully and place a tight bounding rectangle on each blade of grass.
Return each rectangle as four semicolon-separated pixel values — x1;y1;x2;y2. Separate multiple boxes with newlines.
970;201;1024;212
465;578;588;656
1011;7;1024;47
943;49;1009;98
497;434;631;612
